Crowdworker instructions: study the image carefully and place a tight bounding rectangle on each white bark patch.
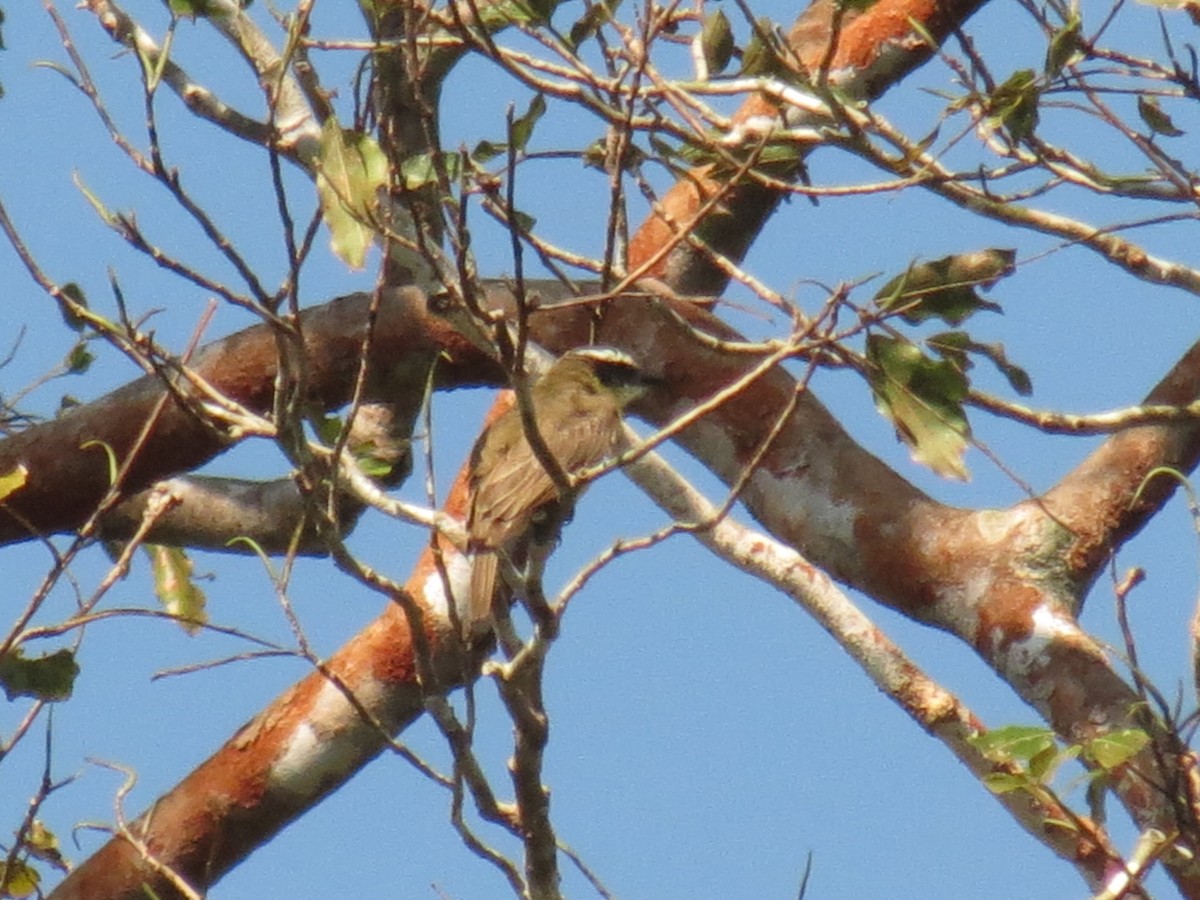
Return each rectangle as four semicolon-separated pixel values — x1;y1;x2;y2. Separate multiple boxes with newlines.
749;466;856;548
997;604;1076;688
421;550;472;623
269;679;380;798
972;508;1016;543
927;570;987;635
869;35;930;87
721;114;782;146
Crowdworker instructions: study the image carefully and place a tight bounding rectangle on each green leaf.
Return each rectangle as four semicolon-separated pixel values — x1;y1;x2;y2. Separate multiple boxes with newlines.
969;725;1058;763
0;647;79;702
581;138;608;171
0;463;27;502
471;139;506;164
477;0;541;27
1028;742;1078;783
740;18;786;78
988;69;1040;142
755;141;805;168
147;545;208;635
59;282;89;332
699;10;734;76
400;152;462;190
137;16;175;93
867;335;971;480
675;139;719;166
0;859;40;898
510;94;547;153
1027;745;1058;781
314;414;344;445
1137;95;1184;137
26;821;69;874
315;119;389;270
1044;13;1083;76
568;0;622;47
510;210;537;232
928;331;1033;397
580;138;645;173
168;0;211;16
1083;728;1150;770
876;249;1015;326
980;772;1030;794
522;0;558;23
66;342;94;375
73;172;122;228
356;455;395;478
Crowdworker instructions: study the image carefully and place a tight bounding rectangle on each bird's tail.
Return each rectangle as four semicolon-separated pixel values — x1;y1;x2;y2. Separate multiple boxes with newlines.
466;550;499;636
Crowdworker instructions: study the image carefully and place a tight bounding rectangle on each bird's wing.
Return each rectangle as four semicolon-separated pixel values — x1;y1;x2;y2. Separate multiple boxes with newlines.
468;402;621;549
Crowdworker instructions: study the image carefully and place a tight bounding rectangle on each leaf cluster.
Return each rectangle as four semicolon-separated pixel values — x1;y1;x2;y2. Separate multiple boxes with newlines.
969;724;1150;829
0;647;79;702
866;250;1029;479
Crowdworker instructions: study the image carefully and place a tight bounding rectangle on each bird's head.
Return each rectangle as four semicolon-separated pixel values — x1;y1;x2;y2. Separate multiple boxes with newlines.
556;346;655;408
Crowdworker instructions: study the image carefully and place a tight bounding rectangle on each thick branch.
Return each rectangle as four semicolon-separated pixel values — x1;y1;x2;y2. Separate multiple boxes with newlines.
0;289;482;547
1046;339;1200;583
98;475;360;555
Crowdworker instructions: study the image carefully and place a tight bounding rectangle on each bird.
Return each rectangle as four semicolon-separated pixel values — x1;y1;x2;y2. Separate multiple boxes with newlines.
464;346;653;633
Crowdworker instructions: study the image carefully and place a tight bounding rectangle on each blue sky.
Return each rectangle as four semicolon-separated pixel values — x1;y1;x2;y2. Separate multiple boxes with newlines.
1;1;1198;897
